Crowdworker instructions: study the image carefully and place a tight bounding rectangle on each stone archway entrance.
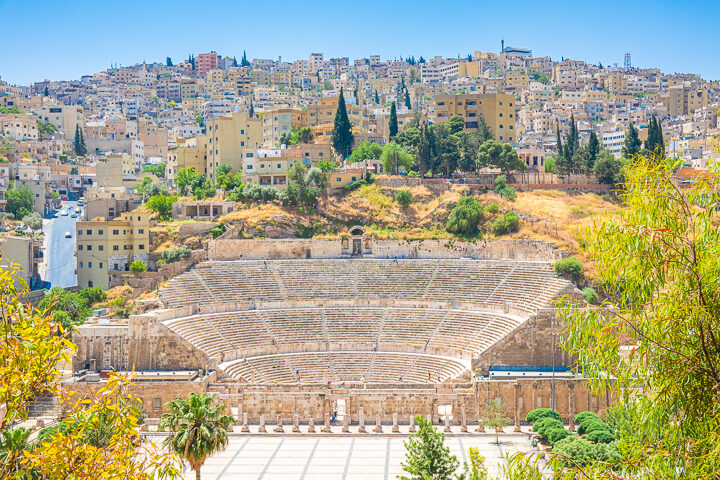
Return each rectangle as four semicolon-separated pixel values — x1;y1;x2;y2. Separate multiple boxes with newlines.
342;225;372;257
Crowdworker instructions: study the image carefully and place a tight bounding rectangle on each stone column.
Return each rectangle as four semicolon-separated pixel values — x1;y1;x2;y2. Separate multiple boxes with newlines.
373;417;383;433
514;383;522;432
342;413;350;433
292;414;300;433
358;407;366;433
460;405;468;433
409;414;416;433
258;414;266;433
392;412;399;433
476;418;485;433
322;412;332;433
241;412;250;433
443;414;451;433
274;415;285;433
307;417;316;433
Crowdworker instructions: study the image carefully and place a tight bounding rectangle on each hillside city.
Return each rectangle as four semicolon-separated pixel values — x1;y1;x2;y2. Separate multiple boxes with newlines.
1;42;719;480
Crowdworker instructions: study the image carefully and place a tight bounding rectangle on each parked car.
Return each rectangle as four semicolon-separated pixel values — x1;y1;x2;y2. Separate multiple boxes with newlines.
64;232;72;238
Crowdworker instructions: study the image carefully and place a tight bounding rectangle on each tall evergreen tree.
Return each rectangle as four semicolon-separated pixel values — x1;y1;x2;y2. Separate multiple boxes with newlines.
374;90;380;104
249;99;254;118
404;89;412;110
564;114;579;159
331;88;353;158
555;125;564;160
389;102;398;139
644;115;665;157
232;56;238;67
78;128;87;156
588;131;600;165
166;57;173;67
73;125;82;156
43;87;49;97
622;122;642;158
241;50;250;67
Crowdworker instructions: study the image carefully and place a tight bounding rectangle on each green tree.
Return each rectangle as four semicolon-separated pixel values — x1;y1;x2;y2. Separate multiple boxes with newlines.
176;167;203;195
166;57;173;66
476;140;526;174
129;261;146;273
553;256;583;281
399;415;462;480
644;115;665;157
447;114;465;135
584;131;601;176
160;393;234;480
316;159;340;172
347;141;383;164
491;211;520;235
404;89;412;110
556;155;720;478
622;122;642;158
395;189;413;207
381;142;414;175
6;184;34;218
331;88;353;158
446;196;484;237
142;163;166;178
241;50;250;67
389;101;398;139
21;212;42;233
593;150;624;184
483;400;510;445
147;195;177;221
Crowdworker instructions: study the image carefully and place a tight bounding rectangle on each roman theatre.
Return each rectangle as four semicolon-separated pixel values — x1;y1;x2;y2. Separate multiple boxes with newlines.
70;228;611;428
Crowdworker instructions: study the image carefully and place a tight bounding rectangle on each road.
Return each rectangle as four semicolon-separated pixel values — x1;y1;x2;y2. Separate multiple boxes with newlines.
41;201;80;289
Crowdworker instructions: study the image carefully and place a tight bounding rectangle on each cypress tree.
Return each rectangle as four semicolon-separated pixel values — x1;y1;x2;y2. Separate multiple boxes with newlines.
564;114;579;159
374;90;380;104
585;131;600;175
166;57;173;67
622;122;642;158
74;125;82;156
241;50;250;67
43;87;49;96
656;117;665;157
232;56;238;67
79;128;87;156
249;99;254;118
404;89;412;110
389;102;398;139
331;88;353;158
556;125;564;160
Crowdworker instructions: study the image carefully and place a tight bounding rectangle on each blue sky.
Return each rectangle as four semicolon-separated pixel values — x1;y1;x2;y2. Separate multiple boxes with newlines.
1;0;718;85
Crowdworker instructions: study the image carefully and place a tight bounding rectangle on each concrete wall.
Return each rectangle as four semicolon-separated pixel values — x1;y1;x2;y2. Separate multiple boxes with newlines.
209;238;563;262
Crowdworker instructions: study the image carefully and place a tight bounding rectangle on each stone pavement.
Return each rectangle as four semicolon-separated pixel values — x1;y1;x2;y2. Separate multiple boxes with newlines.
151;430;537;480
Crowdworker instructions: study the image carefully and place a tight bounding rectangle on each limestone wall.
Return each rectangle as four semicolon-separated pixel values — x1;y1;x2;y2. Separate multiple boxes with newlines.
208;238;563;262
214;378;611;424
72;312;213;373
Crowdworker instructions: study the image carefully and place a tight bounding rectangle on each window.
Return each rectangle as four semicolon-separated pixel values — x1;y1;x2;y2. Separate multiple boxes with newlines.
87;245;92;251
78;230;81;235
99;262;103;269
78;245;83;251
139;244;145;250
88;262;92;268
113;245;119;251
99;245;104;251
86;230;92;235
139;229;144;234
113;229;119;235
277;164;281;169
79;262;83;268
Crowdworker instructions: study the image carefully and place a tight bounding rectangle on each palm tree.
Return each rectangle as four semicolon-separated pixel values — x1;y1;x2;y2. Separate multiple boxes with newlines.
159;393;234;480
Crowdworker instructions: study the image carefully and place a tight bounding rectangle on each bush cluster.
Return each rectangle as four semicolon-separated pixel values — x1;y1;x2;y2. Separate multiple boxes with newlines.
38;286;108;328
161;248;192;264
491;211;520;235
446;196;484;237
394;189;413;207
553;256;584;278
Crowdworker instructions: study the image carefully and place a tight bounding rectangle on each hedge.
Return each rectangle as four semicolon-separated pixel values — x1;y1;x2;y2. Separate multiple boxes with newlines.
535;417;564;437
526;408;562;424
578;418;611;436
547;427;573;445
587;430;616;444
574;411;600;425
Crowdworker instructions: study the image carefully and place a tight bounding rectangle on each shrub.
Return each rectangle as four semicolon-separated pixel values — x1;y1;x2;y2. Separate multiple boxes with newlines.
577;418;610;436
79;287;107;305
491;211;520;235
587;430;616;443
546;427;572;445
129;261;146;273
446;196;484;237
485;202;500;214
535;417;564;436
161;247;192;263
553;437;622;468
395;189;413;207
582;287;598;304
553;256;584;278
343;179;368;191
574;411;600;425
210;222;227;238
526;408;562;425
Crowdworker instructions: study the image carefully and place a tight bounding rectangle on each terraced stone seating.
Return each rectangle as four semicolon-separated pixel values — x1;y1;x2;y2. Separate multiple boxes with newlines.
163;307;526;359
160;259;568;312
219;351;468;384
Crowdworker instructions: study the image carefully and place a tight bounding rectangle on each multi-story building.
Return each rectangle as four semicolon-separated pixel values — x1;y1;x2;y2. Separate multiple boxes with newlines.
0;114;38;141
433;93;517;142
205;112;262;179
0;235;44;291
166;137;209;186
75;212;151;289
196;52;220;76
262;108;308;147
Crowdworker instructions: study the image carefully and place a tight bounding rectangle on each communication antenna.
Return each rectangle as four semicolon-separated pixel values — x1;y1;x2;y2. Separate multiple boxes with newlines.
624;53;632;72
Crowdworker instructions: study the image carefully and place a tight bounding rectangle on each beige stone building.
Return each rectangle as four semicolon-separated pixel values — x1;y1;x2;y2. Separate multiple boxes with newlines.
166;137;209;186
206;112;262;180
76;212;151;289
434;93;517;142
0;235;43;291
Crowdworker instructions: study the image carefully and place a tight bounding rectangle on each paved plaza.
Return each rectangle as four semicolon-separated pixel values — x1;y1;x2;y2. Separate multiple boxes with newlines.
156;431;536;480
